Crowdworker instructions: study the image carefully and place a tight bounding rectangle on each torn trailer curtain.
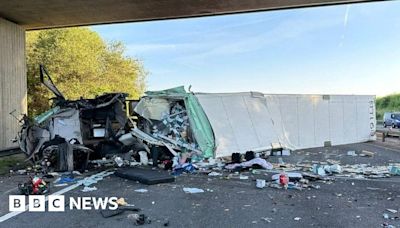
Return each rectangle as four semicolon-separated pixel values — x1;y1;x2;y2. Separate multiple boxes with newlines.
195;92;376;158
135;86;215;158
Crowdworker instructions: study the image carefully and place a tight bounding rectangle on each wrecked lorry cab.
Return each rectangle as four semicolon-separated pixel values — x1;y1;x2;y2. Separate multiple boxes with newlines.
19;66;131;172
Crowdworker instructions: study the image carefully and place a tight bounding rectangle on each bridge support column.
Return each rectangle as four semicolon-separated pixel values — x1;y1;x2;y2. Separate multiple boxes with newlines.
0;18;27;150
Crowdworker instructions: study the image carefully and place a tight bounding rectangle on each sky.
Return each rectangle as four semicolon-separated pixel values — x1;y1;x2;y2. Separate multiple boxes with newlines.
92;1;400;97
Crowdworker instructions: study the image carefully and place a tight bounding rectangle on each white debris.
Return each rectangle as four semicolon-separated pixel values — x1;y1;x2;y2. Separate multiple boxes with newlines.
208;171;222;176
81;186;97;192
139;151;149;165
324;164;342;173
183;187;205;194
261;217;273;223
114;157;124;167
256;179;266;189
134;189;148;193
347;151;357;156
387;209;398;213
72;171;82;175
294;217;301;221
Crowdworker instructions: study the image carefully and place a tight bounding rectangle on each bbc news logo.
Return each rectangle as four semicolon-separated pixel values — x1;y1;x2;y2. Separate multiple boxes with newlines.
9;195;118;212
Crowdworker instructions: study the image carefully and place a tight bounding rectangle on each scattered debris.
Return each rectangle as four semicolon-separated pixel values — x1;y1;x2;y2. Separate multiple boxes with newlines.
208;171;222;176
294;217;302;221
116;198;128;206
81;186;97;192
387;209;398;214
225;158;273;170
18;176;49;195
54;176;76;184
389;166;400;175
360;150;374;157
272;172;303;181
134;189;148;193
347;151;357;156
256;179;266;189
261;217;273;223
127;213;152;225
183;187;204;194
101;205;140;218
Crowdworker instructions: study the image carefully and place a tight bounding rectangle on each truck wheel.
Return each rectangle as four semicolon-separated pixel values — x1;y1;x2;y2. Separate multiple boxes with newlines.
383;122;387;128
392;123;396;128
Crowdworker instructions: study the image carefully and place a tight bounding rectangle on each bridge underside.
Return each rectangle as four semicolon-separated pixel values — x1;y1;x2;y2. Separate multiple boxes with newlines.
0;0;381;149
0;0;375;30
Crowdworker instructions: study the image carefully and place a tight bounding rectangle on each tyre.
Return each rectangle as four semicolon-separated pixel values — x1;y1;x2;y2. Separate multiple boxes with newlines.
383;122;387;128
392;123;396;128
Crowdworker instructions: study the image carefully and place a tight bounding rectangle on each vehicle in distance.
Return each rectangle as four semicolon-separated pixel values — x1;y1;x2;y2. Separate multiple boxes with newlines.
383;112;400;128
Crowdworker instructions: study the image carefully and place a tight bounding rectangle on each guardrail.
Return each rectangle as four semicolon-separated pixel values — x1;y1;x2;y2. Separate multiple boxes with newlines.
376;128;400;137
0;147;22;158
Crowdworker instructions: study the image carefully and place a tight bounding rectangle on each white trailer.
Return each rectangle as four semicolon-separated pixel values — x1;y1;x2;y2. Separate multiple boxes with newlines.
195;92;376;158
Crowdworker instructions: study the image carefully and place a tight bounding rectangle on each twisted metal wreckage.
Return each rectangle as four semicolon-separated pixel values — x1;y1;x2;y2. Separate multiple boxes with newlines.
17;66;376;173
18;66;215;173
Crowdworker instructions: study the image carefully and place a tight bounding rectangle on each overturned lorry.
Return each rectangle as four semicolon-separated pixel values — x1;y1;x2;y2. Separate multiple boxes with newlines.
18;66;376;172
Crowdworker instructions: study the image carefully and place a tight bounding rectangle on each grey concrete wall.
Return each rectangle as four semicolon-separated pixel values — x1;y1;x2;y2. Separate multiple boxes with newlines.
0;18;27;150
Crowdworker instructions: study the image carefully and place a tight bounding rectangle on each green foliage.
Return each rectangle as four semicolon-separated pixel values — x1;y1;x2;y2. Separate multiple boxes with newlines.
376;93;400;120
27;27;147;116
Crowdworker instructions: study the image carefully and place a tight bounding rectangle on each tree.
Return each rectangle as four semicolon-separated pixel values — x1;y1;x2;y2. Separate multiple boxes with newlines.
27;27;147;116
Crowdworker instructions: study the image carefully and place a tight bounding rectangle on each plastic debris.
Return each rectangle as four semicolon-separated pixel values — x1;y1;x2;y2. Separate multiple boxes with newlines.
347;151;357;156
134;189;148;193
117;197;128;206
324;164;342;174
172;163;196;176
294;217;301;221
279;173;289;188
82;186;97;192
114;157;124;167
208;171;222;176
387;209;398;213
272;172;303;181
261;217;273;223
183;187;204;193
389;166;400;175
312;164;326;176
256;179;266;189
18;176;49;195
72;170;82;175
360;150;374;157
127;213;151;226
139;151;149;165
54;176;76;184
225;158;273;170
17;169;27;175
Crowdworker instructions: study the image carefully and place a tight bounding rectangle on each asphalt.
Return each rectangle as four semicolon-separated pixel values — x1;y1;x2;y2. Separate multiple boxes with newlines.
1;140;400;228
